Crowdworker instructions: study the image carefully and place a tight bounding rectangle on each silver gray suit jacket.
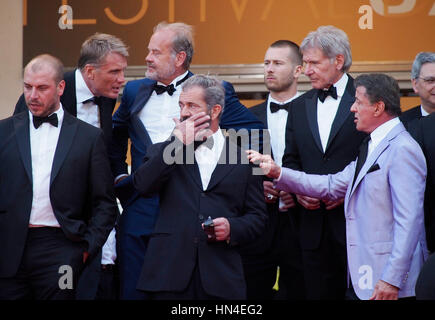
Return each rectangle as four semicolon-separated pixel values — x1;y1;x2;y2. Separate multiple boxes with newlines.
276;122;428;299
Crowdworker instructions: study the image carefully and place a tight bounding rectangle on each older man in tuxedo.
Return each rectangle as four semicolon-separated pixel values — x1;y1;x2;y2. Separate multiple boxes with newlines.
282;25;367;299
14;33;128;147
132;75;267;299
110;21;264;299
414;114;435;299
400;52;435;130
248;73;428;300
0;54;118;299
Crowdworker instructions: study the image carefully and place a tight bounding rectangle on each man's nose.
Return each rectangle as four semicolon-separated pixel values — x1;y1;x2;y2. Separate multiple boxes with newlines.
118;71;125;84
29;87;38;99
304;64;312;75
180;106;190;118
350;102;357;113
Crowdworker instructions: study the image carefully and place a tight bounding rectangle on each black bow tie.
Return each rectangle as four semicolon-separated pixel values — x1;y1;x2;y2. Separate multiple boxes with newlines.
82;96;102;106
153;73;190;96
270;102;291;113
194;136;214;150
318;86;338;103
154;83;176;96
33;113;58;129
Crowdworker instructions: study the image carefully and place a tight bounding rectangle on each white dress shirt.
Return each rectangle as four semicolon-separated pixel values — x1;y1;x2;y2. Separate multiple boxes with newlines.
317;73;349;152
75;69;100;128
420;105;429;117
195;129;225;191
267;92;301;167
28;106;64;227
368;117;401;157
139;71;189;144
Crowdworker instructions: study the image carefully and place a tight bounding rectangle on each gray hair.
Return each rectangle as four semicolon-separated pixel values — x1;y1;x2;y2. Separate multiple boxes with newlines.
354;73;401;117
301;25;352;72
411;52;435;79
154;21;194;70
182;75;225;119
78;33;129;70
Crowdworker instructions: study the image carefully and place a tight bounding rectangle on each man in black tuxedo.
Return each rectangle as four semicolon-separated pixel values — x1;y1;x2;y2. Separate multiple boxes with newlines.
282;26;367;299
240;40;304;299
414;113;435;299
400;52;435;131
13;33;128;300
14;33;128;147
132;75;267;299
413;113;435;253
0;54;117;300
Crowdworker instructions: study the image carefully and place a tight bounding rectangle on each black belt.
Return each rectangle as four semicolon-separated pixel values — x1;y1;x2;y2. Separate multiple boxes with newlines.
101;264;115;271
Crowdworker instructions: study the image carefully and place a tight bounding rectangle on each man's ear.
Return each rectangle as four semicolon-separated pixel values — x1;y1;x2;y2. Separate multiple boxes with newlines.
293;64;303;78
57;80;66;97
373;100;385;116
83;64;96;80
411;78;419;95
211;104;222;120
175;51;187;69
335;54;345;71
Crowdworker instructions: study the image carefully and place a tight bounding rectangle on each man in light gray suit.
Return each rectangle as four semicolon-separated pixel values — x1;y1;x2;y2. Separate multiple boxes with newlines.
248;73;428;300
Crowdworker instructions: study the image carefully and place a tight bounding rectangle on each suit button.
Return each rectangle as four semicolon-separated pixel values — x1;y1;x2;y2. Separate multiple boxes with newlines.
193;237;199;244
199;214;204;220
201;193;206;198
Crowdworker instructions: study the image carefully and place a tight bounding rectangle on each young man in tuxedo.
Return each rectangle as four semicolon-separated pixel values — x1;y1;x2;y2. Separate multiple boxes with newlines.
0;54;118;299
240;40;305;299
282;26;367;299
110;21;264;299
400;51;435;130
249;73;428;300
131;75;267;299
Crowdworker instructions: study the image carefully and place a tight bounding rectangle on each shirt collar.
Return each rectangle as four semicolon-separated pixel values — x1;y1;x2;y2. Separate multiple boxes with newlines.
196;127;225;153
268;91;302;106
369;117;401;147
421;105;430;117
75;69;95;104
157;71;189;88
333;73;348;98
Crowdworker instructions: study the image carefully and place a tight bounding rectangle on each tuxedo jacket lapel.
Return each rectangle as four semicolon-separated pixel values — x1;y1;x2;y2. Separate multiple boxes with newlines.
255;102;268;129
350;123;405;195
206;138;238;191
61;70;78;116
99;98;115;138
185;162;203;190
305;93;323;154
13;113;32;183
131;82;155;115
326;76;355;151
50;112;78;185
258;102;277;159
130;82;155;147
250;100;277;159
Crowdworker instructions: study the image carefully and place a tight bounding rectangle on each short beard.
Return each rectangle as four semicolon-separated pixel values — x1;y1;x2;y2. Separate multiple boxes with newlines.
266;79;293;93
146;57;177;82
